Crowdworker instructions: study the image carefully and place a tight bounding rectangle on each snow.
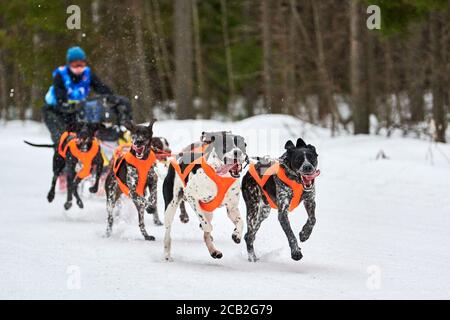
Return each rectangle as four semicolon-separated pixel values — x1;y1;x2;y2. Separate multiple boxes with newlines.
0;115;449;299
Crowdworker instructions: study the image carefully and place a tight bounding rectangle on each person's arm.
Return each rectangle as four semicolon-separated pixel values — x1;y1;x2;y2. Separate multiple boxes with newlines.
53;73;68;106
90;72;114;95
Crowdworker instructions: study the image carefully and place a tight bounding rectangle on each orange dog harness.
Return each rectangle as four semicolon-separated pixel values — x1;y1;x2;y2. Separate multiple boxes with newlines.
57;131;76;158
63;139;100;179
248;163;304;212
170;152;237;213
113;150;157;197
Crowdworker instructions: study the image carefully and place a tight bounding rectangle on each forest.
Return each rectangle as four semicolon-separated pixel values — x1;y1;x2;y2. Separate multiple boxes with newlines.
0;0;448;141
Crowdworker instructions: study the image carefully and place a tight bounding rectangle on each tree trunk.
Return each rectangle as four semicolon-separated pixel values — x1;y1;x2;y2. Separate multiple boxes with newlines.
192;0;210;119
350;0;369;134
13;65;25;120
286;8;298;116
261;0;277;113
312;1;337;133
145;0;169;109
174;0;194;119
430;12;447;142
407;24;425;123
153;0;174;94
132;0;154;120
383;41;394;131
0;50;8;120
220;0;235;107
31;33;41;121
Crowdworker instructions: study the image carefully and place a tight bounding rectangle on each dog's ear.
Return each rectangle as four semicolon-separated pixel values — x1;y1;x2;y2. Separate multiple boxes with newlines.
285;140;295;150
307;144;317;155
147;119;157;133
296;138;307;148
124;121;136;133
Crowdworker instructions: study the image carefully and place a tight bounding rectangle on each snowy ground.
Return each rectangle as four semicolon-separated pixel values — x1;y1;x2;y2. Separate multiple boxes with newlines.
0;115;449;299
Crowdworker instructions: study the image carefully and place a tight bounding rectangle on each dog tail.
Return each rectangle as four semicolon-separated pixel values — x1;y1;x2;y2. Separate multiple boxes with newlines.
163;163;176;211
23;140;55;148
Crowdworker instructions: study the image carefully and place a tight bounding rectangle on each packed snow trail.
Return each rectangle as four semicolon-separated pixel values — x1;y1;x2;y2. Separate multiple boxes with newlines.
0;116;449;299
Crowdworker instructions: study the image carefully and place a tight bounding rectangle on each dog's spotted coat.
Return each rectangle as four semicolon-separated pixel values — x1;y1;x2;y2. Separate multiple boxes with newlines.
162;132;248;261
242;138;318;262
104;120;159;241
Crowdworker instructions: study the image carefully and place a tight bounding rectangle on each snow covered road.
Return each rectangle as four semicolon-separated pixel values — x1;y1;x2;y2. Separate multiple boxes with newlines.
1;116;449;299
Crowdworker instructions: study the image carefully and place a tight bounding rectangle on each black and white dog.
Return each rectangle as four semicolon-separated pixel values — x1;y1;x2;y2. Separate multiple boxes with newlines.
163;131;248;260
25;123;103;210
104;120;159;241
242;138;319;262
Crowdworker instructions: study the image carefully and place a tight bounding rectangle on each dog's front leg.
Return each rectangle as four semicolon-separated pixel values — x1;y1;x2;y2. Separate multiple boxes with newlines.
72;177;84;209
300;192;316;242
276;181;302;260
225;181;243;244
225;203;244;244
201;210;223;259
278;206;302;261
146;170;162;226
131;192;155;241
105;173;120;238
89;155;103;194
186;194;222;259
64;162;76;210
179;200;189;224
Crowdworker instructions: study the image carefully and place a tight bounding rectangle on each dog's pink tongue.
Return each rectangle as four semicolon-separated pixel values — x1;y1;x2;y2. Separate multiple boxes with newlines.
302;170;321;186
216;164;235;176
132;145;144;155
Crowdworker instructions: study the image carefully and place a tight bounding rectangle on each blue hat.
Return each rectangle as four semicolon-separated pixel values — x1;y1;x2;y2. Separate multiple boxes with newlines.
66;46;87;63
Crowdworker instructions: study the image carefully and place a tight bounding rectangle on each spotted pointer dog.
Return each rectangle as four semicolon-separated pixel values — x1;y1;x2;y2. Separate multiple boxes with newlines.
242;138;319;262
104;120;159;241
163;131;248;260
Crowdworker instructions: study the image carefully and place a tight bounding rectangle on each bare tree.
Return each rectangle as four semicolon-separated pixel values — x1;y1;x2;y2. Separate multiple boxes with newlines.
174;0;194;119
261;0;277;112
220;0;235;105
430;11;447;142
350;0;369;134
144;0;170;107
0;50;9;120
131;0;154;120
192;0;210;118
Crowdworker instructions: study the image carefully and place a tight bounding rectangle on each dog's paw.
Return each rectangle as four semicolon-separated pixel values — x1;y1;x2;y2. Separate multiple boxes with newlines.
232;233;241;244
180;214;189;224
104;230;112;238
211;251;223;259
299;230;311;242
89;186;98;194
165;256;174;262
144;235;156;241
64;201;72;210
291;249;303;261
153;219;163;226
76;199;84;209
47;191;55;203
248;253;259;262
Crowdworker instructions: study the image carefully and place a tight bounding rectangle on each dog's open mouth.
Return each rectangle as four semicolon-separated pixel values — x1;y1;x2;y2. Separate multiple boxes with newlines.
132;144;146;159
300;170;321;189
216;162;242;178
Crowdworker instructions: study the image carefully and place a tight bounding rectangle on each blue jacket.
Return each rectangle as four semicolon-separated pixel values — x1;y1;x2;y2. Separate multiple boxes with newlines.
45;65;91;106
